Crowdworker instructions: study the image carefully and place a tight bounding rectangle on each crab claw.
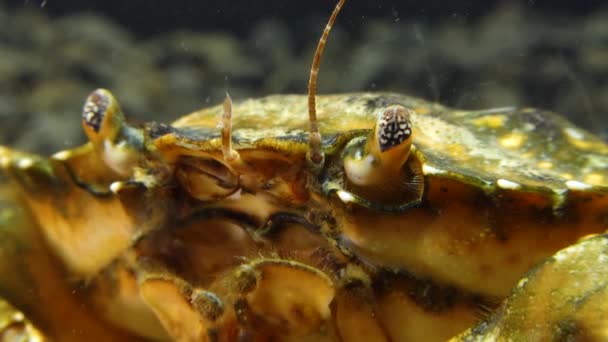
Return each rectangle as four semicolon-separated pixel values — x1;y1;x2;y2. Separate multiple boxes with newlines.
0;148;56;193
138;258;336;341
234;259;335;335
453;234;608;341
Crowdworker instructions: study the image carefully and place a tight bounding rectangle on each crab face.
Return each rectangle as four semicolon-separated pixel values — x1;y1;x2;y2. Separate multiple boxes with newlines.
1;88;607;341
1;0;608;340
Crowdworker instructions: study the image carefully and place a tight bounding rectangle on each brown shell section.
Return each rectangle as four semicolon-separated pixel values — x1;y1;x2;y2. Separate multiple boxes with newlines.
170;93;608;203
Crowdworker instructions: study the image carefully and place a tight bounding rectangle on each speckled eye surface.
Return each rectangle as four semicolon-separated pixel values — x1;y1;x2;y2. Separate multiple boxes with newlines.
378;105;412;152
82;90;110;133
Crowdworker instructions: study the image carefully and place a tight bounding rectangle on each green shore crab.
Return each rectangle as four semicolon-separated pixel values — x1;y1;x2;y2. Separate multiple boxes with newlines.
1;0;608;340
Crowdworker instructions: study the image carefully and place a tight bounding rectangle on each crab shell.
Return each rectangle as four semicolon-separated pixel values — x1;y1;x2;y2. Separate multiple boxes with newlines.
0;92;607;341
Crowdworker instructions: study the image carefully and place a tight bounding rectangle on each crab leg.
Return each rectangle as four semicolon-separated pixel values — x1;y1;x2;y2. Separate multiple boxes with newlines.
0;174;138;341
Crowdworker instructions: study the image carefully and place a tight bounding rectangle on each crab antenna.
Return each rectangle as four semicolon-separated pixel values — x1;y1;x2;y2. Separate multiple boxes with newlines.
307;0;346;167
222;93;240;163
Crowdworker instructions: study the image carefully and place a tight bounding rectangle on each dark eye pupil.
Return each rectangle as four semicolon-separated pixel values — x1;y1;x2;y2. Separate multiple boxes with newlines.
82;91;109;133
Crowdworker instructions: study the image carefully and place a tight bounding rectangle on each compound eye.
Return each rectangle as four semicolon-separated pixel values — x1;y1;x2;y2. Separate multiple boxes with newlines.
82;89;111;134
377;105;413;152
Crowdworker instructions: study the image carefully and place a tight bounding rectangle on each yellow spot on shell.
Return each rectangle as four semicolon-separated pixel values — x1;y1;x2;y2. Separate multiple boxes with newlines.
585;173;605;186
521;151;535;159
472;114;506;128
563;127;595;150
0;155;9;168
537;161;553;169
569;138;593;150
516;277;529;288
499;132;526;149
561;173;574;180
414;107;430;115
578;233;599;242
0;146;10;161
446;143;468;158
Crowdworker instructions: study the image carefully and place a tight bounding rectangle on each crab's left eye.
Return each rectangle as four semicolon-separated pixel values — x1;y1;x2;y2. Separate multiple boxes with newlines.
81;88;128;147
80;89;143;176
82;89;111;133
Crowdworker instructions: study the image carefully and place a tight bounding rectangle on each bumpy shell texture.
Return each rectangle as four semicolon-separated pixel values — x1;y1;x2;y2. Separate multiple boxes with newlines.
171;92;608;197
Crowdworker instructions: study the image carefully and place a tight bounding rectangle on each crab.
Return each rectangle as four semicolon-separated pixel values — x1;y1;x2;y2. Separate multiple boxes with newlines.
1;0;608;341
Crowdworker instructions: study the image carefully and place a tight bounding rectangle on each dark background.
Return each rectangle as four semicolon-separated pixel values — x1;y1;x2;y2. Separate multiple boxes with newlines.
5;0;606;38
9;0;605;38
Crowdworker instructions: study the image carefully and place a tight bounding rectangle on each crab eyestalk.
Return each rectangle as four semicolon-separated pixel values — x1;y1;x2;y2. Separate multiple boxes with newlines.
82;89;144;177
343;105;416;187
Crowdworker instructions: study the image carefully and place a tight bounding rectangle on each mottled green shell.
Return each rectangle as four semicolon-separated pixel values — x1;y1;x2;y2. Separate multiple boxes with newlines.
169;92;608;203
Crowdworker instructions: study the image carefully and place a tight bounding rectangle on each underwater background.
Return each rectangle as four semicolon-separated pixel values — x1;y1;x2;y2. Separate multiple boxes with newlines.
0;0;606;153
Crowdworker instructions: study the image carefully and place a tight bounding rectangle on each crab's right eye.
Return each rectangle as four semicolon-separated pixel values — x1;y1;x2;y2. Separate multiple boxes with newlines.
377;106;413;152
329;105;423;211
342;105;415;188
82;89;110;133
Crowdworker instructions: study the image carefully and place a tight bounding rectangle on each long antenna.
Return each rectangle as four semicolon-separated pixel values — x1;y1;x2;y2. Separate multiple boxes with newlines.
307;0;346;168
